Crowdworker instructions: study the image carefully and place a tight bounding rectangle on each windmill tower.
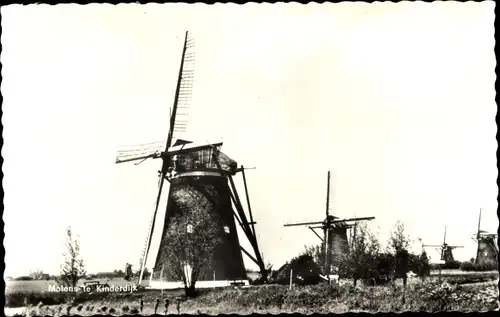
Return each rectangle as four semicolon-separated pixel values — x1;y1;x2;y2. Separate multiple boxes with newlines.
115;31;267;288
421;226;463;265
283;171;375;278
471;208;498;267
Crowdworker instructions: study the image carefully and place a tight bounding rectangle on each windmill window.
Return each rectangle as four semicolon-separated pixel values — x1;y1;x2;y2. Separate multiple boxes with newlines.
186;224;193;233
224;226;230;234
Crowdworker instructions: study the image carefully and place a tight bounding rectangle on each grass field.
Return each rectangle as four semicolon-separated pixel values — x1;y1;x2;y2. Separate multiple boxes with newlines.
5;274;499;315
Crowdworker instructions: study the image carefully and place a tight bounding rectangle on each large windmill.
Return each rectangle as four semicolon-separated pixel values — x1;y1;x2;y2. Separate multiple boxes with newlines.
420;226;463;264
283;171;375;278
471;208;498;267
115;31;267;288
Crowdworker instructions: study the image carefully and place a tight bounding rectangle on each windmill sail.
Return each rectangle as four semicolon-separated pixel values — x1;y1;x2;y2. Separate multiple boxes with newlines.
114;32;195;165
115;141;164;164
138;31;195;284
166;32;196;149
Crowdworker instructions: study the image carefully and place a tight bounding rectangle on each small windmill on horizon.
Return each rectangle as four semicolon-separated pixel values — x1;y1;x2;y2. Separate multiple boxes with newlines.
115;31;267;288
418;225;463;265
283;171;375;279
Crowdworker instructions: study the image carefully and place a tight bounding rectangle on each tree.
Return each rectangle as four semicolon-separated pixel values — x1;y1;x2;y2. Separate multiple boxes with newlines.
338;223;381;286
56;227;86;288
274;249;323;285
161;208;223;297
416;250;431;279
386;221;413;286
29;269;44;280
387;220;412;254
303;244;325;273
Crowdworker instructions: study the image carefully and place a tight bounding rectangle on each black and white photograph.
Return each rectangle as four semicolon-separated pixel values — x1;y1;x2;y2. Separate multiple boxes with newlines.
2;2;498;315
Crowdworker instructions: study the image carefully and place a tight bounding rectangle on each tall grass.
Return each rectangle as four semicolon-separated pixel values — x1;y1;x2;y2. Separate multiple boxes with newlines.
7;278;499;315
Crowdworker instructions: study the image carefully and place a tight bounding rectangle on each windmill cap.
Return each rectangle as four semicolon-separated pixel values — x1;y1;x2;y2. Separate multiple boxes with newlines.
172;139;193;147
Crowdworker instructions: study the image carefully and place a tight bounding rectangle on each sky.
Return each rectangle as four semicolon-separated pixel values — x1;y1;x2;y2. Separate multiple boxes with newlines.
2;2;497;278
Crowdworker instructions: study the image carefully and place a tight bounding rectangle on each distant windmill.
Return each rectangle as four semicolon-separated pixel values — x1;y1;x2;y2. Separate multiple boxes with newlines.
421;226;463;264
471;208;498;266
115;31;267;287
283;171;375;278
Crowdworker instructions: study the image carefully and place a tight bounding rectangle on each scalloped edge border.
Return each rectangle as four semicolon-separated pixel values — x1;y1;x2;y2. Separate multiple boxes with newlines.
1;1;498;315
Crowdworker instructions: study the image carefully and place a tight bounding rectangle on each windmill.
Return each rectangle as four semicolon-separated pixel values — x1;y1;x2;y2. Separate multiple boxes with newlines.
420;226;463;264
283;171;375;278
471;208;498;266
115;31;267;288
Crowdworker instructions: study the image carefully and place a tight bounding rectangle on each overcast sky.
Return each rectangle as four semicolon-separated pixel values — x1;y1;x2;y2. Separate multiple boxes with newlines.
2;2;497;278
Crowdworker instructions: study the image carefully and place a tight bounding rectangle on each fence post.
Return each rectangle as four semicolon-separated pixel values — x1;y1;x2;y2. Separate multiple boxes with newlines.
160;265;164;295
289;269;293;290
438;264;442;283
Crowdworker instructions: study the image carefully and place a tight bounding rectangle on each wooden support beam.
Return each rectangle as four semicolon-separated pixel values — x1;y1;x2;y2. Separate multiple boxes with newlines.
309;227;324;242
227;177;254;239
229;182;261;254
227;175;266;279
229;190;254;239
240;246;259;267
210;149;267;281
235;167;256;173
210;150;254;241
241;165;257;237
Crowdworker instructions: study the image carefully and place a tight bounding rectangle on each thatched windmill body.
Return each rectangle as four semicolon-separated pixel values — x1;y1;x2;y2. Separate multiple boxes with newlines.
283;171;375;278
116;32;266;288
471;208;498;267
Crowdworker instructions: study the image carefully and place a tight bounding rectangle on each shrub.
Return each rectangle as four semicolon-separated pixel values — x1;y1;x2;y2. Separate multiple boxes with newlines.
460;261;497;272
442;260;461;270
121;305;129;313
273;254;322;285
130;306;139;314
473;262;497;271
5;292;69;308
460;261;475;271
